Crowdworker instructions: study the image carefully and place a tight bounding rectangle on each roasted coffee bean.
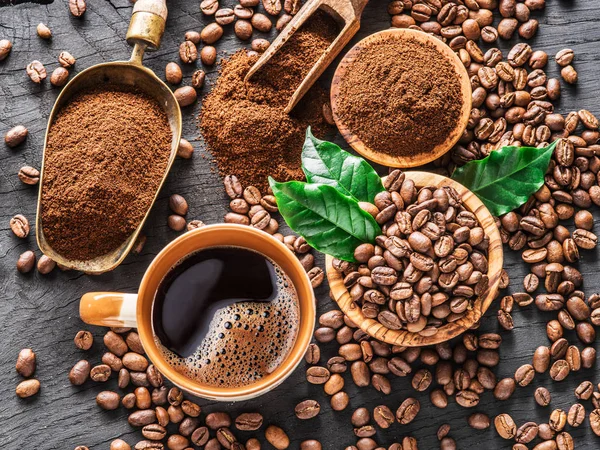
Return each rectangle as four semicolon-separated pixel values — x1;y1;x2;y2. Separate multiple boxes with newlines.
430;389;448;408
262;0;282;15
190;426;210;446
0;39;12;61
97;391;121;410
174;86;197;107
5;125;28;147
567;403;585;427
300;440;321;450
331;391;349;411
142;424;167;441
104;331;128;356
69;0;86;16
129;409;157;427
69;360;91;385
494;413;517;439
26;59;47;84
110;440;131;450
535;386;551;406
117;368;130;389
16;379;40;398
295;399;320;420
166;435;189;450
234;413;263;431
235;20;253;40
575;381;593;400
373;405;395;429
537;423;555;441
102;352;123;372
561;65;578;84
581;347;596;368
351;361;370;387
18;166;40;185
550;409;567;432
168;405;185;424
516;422;539;444
50;67;69;87
124;332;143;353
16;348;36;377
555;49;574;67
468;413;490;430
494;377;516;400
265;425;289;450
396;398;420;424
590;409;600;436
351;407;370;427
206;412;232;430
90;364;112;382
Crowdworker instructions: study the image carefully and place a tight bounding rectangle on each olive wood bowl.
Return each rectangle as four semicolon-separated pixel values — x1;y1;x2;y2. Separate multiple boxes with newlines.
325;171;503;347
330;28;472;168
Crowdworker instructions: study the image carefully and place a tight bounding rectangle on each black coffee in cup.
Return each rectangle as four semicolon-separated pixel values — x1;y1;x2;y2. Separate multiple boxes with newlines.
152;247;299;388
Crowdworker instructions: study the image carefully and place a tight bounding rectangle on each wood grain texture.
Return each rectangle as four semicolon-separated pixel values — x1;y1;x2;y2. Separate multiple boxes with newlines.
1;0;600;449
330;28;472;168
326;172;503;347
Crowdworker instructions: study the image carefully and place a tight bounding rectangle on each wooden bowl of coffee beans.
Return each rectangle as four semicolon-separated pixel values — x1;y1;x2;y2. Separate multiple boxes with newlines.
326;171;503;346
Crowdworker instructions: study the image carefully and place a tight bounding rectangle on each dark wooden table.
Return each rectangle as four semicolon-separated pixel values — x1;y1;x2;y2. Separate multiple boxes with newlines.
1;0;600;448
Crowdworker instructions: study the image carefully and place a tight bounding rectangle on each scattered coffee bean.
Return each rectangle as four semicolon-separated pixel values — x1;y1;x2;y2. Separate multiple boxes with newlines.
16;379;40;398
165;62;183;84
26;60;46;83
15;348;36;377
69;0;86;17
0;39;12;61
10;214;30;238
18;166;40;185
74;330;94;350
59;51;76;68
17;250;36;274
265;425;289;449
5;125;28;148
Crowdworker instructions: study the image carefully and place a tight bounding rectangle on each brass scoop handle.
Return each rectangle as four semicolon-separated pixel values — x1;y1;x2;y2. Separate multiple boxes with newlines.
126;0;168;59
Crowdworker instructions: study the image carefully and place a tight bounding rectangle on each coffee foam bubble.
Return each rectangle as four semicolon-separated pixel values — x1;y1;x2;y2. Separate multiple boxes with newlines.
155;260;299;388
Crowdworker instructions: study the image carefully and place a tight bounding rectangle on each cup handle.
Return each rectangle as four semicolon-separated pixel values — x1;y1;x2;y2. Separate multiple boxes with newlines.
80;292;138;328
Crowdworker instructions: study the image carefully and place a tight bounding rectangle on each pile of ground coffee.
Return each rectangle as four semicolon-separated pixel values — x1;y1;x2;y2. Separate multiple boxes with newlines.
335;35;463;159
41;86;172;261
200;10;338;191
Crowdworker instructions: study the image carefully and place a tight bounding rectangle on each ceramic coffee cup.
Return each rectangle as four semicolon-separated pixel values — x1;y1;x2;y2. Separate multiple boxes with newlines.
80;224;316;401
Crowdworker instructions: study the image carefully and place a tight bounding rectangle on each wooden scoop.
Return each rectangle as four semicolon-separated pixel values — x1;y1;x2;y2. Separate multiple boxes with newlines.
244;0;370;114
35;0;182;274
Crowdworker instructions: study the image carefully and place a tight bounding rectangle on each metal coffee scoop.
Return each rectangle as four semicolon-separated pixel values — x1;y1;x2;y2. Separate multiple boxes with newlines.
35;0;182;275
244;0;370;114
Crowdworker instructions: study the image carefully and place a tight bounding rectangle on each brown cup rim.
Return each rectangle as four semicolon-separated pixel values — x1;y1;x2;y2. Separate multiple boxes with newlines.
137;224;316;400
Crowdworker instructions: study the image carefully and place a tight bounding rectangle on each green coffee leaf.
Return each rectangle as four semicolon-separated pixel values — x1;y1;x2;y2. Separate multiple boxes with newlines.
302;128;384;203
269;178;380;262
452;141;557;217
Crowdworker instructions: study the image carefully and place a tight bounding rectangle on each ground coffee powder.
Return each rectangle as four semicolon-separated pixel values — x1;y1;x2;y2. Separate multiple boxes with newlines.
200;10;338;191
335;35;463;160
41;86;172;261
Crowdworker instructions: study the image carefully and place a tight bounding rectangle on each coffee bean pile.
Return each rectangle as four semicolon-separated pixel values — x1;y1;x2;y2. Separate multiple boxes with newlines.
388;0;544;44
66;327;293;450
222;174;325;289
332;169;490;335
385;3;582;171
15;348;40;399
303;305;505;449
171;0;304;107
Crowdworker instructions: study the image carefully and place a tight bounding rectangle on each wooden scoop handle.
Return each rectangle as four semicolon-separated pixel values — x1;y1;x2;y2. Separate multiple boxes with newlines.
126;0;168;51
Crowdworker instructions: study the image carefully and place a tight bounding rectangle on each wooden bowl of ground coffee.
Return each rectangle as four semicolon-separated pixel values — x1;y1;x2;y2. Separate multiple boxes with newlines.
325;172;503;347
330;29;472;168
